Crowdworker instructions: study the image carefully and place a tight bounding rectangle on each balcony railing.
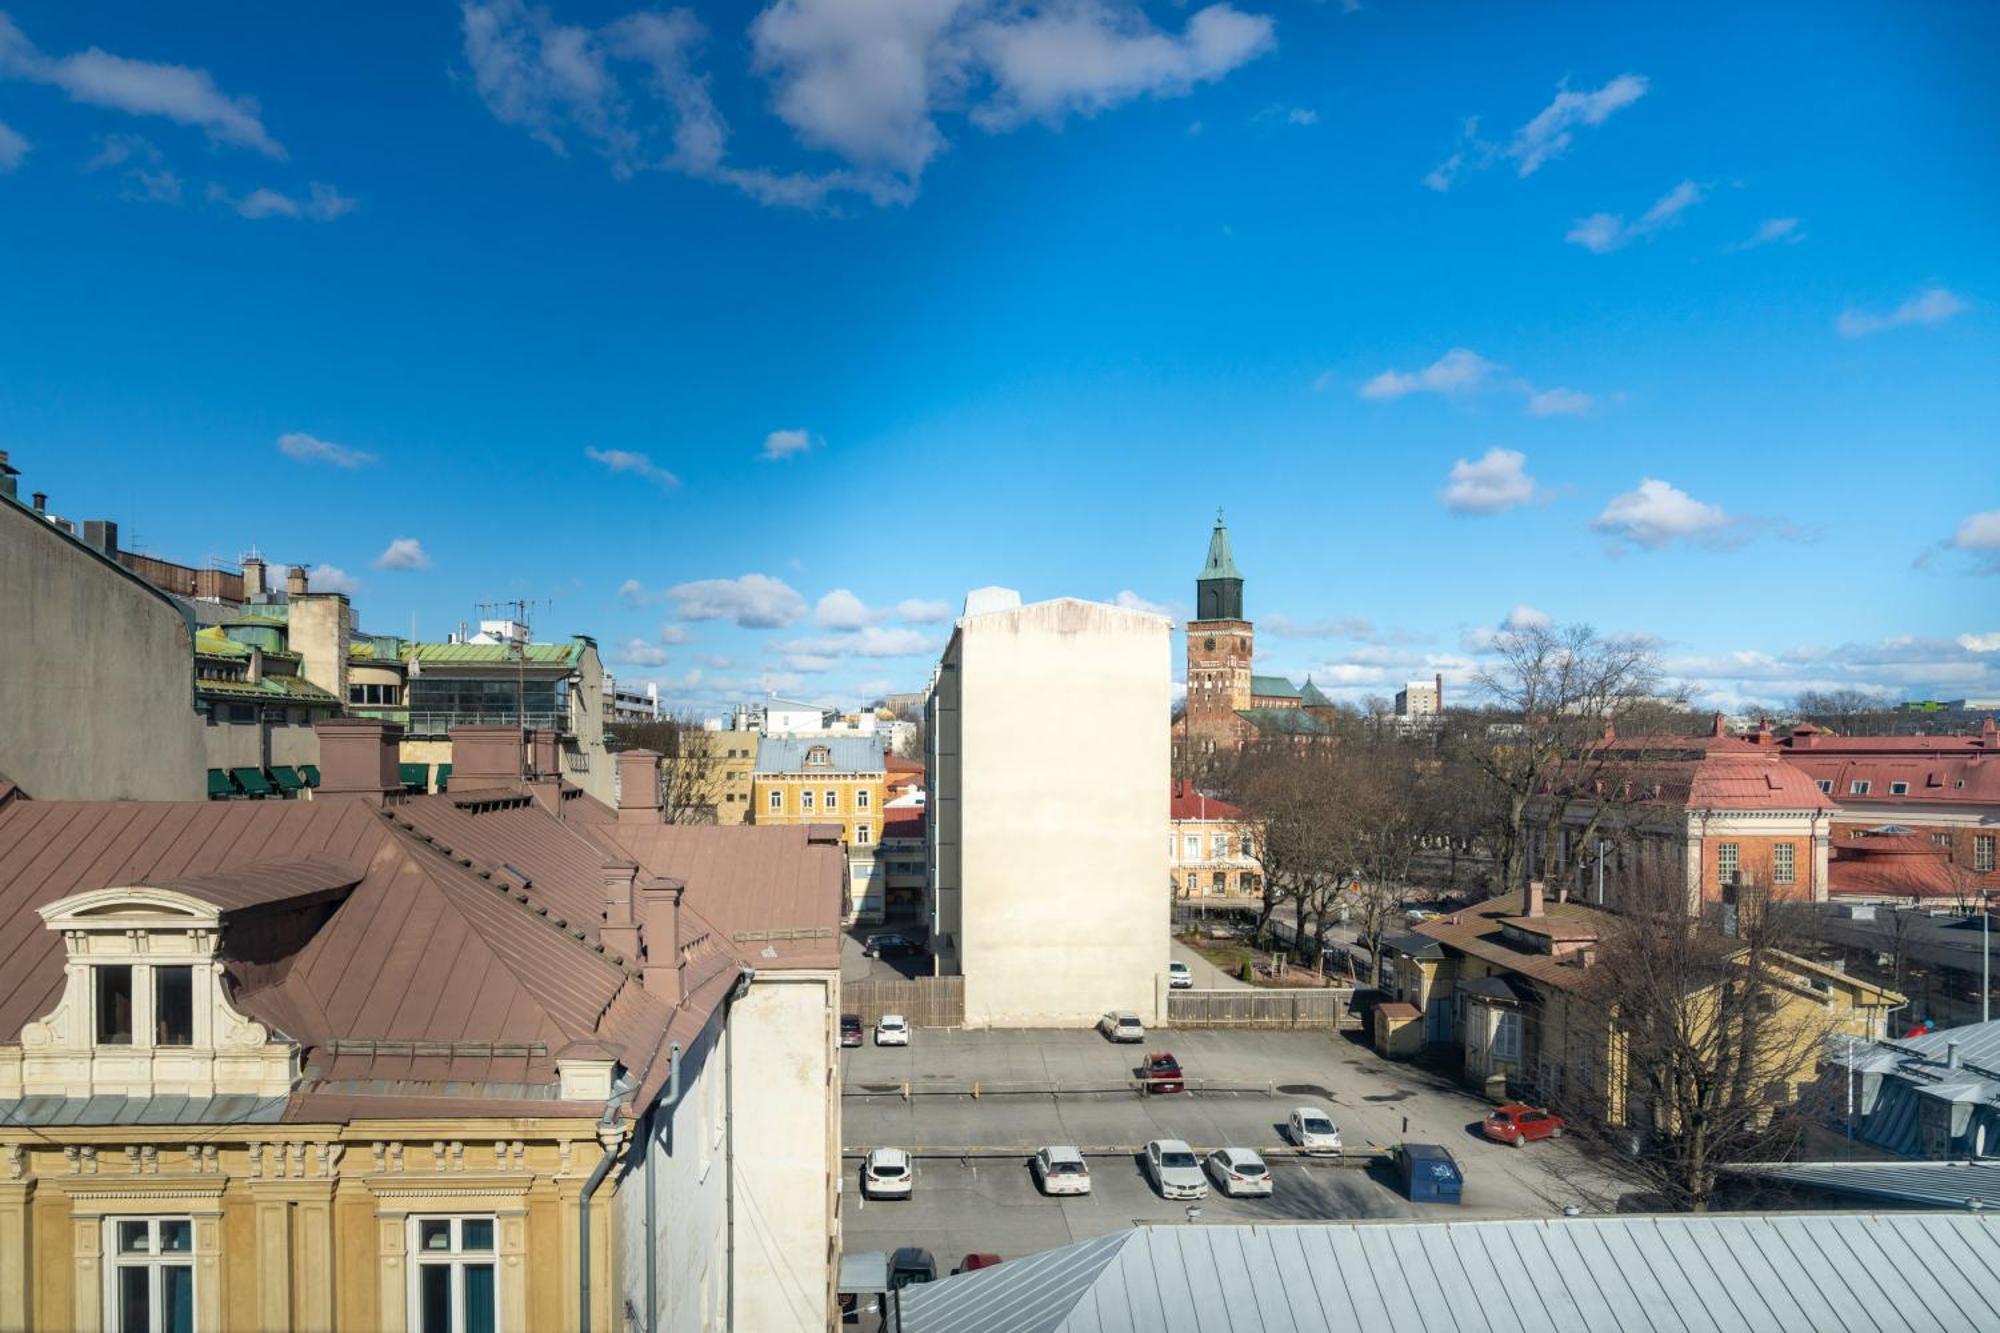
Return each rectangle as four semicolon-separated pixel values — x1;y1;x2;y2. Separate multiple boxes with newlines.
400;710;571;737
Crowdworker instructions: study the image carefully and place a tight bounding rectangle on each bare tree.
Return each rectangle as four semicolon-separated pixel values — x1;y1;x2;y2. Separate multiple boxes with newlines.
605;713;726;823
1223;744;1349;960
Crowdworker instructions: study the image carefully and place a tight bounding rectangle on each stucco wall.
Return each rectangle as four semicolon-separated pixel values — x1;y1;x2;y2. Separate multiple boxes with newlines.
0;497;203;799
616;1017;730;1333
728;973;837;1332
951;598;1171;1026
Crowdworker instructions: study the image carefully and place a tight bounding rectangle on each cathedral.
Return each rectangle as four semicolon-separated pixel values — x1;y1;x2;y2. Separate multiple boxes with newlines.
1174;512;1341;756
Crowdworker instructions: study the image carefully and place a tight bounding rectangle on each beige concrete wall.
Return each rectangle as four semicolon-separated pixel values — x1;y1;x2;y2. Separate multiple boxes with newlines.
0;497;204;799
568;642;616;807
948;598;1171;1027
287;593;351;703
727;973;837;1332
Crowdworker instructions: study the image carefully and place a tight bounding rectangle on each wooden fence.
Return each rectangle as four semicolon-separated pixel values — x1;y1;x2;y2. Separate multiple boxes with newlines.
1168;987;1360;1030
842;976;965;1027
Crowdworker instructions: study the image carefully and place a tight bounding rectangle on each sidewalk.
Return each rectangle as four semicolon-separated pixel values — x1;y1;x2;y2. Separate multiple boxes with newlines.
1170;937;1248;989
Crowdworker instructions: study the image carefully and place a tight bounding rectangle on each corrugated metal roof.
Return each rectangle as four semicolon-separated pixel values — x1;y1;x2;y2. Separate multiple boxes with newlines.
1731;1160;2000;1209
408;640;584;666
0;1094;288;1126
755;735;885;775
896;1215;2000;1333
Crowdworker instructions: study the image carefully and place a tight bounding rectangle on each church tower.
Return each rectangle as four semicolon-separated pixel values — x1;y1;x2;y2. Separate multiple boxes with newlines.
1182;511;1253;747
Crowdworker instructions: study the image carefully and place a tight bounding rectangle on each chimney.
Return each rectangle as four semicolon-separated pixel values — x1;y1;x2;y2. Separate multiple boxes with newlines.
286;565;309;597
312;717;404;805
1753;717;1774;747
246;646;265;684
243;556;267;600
1711;711;1727;739
528;728;560;778
1947;1041;1962;1071
1522;878;1546;919
31;492;47;514
616;748;664;824
638;877;686;1004
1435;672;1444;711
449;725;525;790
81;519;118;558
599;859;641;962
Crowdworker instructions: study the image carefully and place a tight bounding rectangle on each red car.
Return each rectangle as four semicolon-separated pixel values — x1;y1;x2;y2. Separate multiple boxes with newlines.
1141;1052;1185;1095
839;1014;863;1048
1483;1103;1565;1146
952;1253;1001;1275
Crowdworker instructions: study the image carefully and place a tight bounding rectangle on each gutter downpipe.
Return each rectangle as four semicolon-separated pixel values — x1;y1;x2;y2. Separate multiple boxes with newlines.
722;968;756;1333
579;1081;633;1333
642;1041;684;1333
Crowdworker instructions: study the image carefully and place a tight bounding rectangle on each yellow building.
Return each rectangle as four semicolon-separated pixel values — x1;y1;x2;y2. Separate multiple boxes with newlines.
751;736;887;849
680;728;758;825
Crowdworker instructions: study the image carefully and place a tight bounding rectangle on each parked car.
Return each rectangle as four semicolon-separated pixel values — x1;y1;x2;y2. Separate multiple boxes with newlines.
1205;1147;1273;1198
862;1148;914;1199
952;1253;1002;1275
839;1014;864;1048
1287;1106;1343;1155
1098;1011;1146;1043
1405;908;1440;924
1395;1142;1464;1205
1140;1051;1185;1094
875;1014;910;1046
1483;1103;1566;1147
1168;960;1194;989
888;1247;936;1290
1031;1146;1092;1196
1143;1138;1208;1200
865;932;921;958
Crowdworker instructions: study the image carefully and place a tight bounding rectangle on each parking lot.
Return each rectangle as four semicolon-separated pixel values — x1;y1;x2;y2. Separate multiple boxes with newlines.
840;1027;1617;1267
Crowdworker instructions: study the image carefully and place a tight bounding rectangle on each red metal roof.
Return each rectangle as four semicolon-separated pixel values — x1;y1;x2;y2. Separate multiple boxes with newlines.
882;808;925;842
1170;780;1245;822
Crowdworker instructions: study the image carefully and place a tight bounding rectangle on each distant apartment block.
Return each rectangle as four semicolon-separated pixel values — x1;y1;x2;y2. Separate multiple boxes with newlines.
1395;673;1443;718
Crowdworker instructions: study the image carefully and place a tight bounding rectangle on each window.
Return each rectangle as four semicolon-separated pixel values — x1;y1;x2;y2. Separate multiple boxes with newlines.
1184;835;1199;859
1816;779;1832;794
96;965;134;1045
1773;843;1795;886
767;790;782;811
1492;1011;1521;1062
1978;836;1996;874
857;789;870;810
1716;843;1740;885
154;966;194;1046
1212;871;1227;893
824;789;838;812
106;1216;194;1333
1931;832;1954;848
1185;872;1198;892
855;824;870;845
1889;781;1909;796
800;790;814;812
1850;780;1871;796
409;1217;497;1333
1214;833;1230;859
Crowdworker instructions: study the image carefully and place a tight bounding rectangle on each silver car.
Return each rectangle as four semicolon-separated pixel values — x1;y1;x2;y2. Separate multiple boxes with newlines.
1098;1011;1145;1043
1206;1147;1273;1198
1031;1146;1092;1196
1144;1138;1208;1201
862;1148;914;1199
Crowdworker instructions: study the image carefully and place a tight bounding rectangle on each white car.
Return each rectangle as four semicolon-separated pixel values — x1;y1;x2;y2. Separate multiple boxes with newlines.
1031;1146;1092;1196
875;1014;910;1046
1288;1106;1343;1155
1168;960;1194;989
862;1148;913;1199
1143;1138;1208;1201
1206;1147;1273;1198
1098;1011;1145;1043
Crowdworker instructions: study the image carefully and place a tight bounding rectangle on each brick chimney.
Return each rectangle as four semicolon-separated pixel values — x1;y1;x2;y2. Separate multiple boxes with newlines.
599;858;641;963
313;717;404;805
1522;878;1546;919
450;725;524;789
616;749;663;824
638;876;686;1004
286;565;309;597
527;728;561;778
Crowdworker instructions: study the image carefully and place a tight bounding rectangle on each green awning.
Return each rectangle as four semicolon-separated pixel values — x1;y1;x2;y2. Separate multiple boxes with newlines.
269;765;304;792
300;764;321;787
399;762;430;791
207;769;234;799
434;763;452;793
230;767;274;796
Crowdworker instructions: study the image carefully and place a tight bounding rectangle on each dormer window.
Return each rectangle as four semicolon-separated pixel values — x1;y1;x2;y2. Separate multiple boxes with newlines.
1850;780;1871;795
1889;781;1909;796
95;965;134;1045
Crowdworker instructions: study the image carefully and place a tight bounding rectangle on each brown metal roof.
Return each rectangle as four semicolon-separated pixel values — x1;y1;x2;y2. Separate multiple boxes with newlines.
145;857;364;914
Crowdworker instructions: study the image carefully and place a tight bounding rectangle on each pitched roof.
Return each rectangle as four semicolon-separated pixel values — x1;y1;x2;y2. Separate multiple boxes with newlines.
407;639;585;667
1780;752;2000;808
897;1215;2000;1333
755;735;885;775
1729;1159;2000;1209
1249;674;1299;699
1169;780;1244;822
1298;677;1334;708
1236;707;1336;736
882;808;925;842
1413;899;1613;993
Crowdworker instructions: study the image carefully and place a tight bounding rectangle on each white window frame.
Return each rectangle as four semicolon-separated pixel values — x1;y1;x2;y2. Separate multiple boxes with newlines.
855;824;870;845
1889;781;1909;796
1978;836;1997;874
1850;780;1871;796
405;1215;499;1333
103;1215;196;1333
824;788;838;812
767;789;782;811
1773;842;1795;886
1716;842;1740;884
1492;1010;1521;1062
800;789;814;812
856;789;870;810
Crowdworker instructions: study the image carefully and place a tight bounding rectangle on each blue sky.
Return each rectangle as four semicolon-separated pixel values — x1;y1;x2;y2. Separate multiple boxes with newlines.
2;1;1995;715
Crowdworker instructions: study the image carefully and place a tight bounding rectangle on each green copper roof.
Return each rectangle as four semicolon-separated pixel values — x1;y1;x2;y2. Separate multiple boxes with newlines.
1250;674;1300;699
1236;707;1337;736
1299;677;1334;707
408;639;585;667
1200;511;1242;581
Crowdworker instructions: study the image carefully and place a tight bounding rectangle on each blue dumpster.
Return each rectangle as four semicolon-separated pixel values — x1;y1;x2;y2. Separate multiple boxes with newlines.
1398;1143;1464;1204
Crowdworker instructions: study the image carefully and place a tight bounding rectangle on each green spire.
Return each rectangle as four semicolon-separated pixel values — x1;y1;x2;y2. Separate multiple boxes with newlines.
1200;507;1242;580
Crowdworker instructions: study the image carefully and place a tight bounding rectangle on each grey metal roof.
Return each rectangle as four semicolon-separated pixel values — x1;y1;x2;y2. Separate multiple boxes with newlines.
1729;1160;2000;1209
1382;932;1444;960
754;735;885;775
894;1214;2000;1333
0;1094;289;1127
1889;1018;2000;1076
1823;1019;2000;1156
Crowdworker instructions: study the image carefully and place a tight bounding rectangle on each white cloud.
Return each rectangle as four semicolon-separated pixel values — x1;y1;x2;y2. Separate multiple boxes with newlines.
656;622;694;644
1948;510;2000;574
1958;632;2000;653
618;578;658;607
815;588;883;630
895;598;951;624
208;180;355;221
1565;179;1704;254
373;537;433;571
611;638;672;666
0;14;285;157
1725;217;1802;253
1661;634;2000;709
1592;478;1731;550
278;431;376;468
306;563;361;595
0;119;27;171
775;626;938;658
1360;347;1498;400
585;446;680;488
1263;614;1377;641
1508;73;1647;176
669;573;807;628
1286;106;1317;126
1442;447;1538;515
1526;387;1592;417
1837;286;1968;338
1112;589;1173;618
761;428;813;460
1503;603;1551;631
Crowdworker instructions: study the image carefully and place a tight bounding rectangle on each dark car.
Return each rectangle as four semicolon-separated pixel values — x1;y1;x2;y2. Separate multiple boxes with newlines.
1140;1052;1185;1095
889;1247;937;1291
865;932;922;958
952;1253;1001;1275
839;1014;864;1048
